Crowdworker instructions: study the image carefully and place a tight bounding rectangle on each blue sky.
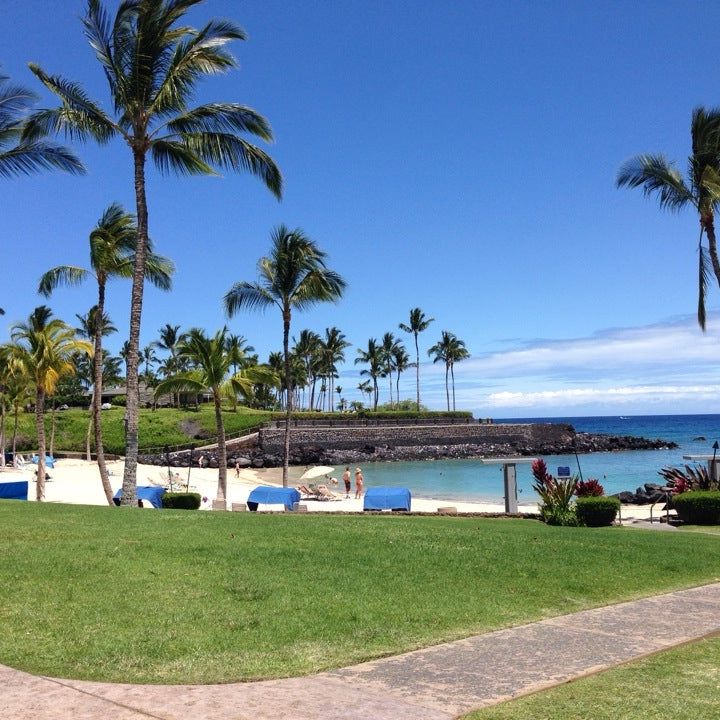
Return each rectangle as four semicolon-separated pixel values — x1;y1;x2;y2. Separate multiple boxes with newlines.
3;0;720;417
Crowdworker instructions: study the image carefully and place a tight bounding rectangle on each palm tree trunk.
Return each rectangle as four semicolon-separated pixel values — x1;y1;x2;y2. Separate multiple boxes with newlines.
94;281;114;505
373;378;378;410
121;149;150;506
35;387;46;501
282;306;291;487
85;398;92;461
49;401;56;457
310;375;316;410
414;333;420;411
450;363;456;412
0;401;5;468
396;371;401;407
445;364;450;412
704;214;720;285
213;388;227;501
388;369;393;407
12;405;19;468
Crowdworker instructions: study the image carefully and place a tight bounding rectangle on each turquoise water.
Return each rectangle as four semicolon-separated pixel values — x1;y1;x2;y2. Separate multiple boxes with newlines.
357;414;720;503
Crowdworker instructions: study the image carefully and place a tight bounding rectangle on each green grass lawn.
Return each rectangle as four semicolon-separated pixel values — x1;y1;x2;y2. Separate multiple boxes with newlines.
10;405;271;454
1;503;719;684
463;635;720;719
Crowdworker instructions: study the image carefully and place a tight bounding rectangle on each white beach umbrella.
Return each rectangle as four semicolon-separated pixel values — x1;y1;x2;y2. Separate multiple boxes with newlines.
301;465;335;480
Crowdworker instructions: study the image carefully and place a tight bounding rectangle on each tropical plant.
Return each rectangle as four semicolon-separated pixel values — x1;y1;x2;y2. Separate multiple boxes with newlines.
0;71;83;178
27;0;282;504
292;329;322;410
155;327;275;500
617;107;720;330
39;204;173;504
399;307;434;410
224;226;346;485
355;339;383;410
575;496;620;527
658;464;719;493
380;332;402;407
320;327;350;411
392;344;410;408
531;458;578;526
428;331;470;411
4;308;90;499
575;478;605;497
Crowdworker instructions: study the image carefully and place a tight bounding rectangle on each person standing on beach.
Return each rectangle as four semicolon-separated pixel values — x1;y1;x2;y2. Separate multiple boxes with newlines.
342;466;351;498
355;467;364;499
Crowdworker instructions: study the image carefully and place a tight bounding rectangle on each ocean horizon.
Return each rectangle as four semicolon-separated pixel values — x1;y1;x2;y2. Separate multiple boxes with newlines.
357;413;720;504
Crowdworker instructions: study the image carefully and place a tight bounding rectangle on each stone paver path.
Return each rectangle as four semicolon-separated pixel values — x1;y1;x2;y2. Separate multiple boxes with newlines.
3;583;720;720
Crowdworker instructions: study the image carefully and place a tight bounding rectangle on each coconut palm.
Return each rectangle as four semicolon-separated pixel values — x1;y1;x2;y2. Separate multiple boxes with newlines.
5;308;90;499
224;226;346;485
617;107;720;330
321;327;350;411
399;307;435;410
392;344;410;407
355;339;383;410
27;0;282;505
155;327;274;500
380;332;402;407
0;71;83;178
39;204;173;504
292;329;322;410
428;331;469;412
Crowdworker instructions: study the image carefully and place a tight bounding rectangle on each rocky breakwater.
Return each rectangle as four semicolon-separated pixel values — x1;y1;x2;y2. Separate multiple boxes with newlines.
138;422;677;469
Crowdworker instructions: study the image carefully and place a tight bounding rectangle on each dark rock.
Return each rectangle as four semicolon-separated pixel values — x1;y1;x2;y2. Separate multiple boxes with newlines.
251;458;264;468
694;436;706;441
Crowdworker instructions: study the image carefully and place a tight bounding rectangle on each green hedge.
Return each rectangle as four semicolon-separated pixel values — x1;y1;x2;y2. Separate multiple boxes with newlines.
672;491;720;525
162;492;202;510
576;496;620;527
276;410;474;421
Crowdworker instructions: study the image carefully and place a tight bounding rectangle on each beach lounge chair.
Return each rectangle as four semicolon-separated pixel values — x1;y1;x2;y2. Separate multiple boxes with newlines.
297;484;319;498
316;484;340;501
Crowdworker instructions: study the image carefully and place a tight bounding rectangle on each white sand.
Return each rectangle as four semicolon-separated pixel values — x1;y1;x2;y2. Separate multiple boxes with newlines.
0;459;660;521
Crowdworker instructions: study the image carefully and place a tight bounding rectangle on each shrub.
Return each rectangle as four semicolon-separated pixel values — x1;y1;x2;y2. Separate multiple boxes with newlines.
532;458;578;526
672;491;720;525
575;478;604;497
162;492;201;510
111;396;127;407
576;496;620;527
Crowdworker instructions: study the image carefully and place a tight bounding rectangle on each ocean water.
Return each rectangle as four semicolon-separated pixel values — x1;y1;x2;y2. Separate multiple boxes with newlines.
356;414;720;504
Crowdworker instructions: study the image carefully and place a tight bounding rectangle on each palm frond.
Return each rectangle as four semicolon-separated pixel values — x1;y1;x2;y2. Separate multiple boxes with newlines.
150;138;216;175
0;140;85;177
144;252;175;291
165;103;273;141
616;154;694;212
179;132;282;196
224;282;276;317
38;266;90;297
154;370;206;398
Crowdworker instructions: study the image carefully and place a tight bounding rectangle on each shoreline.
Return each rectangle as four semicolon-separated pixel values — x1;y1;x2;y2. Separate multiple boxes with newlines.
0;458;660;521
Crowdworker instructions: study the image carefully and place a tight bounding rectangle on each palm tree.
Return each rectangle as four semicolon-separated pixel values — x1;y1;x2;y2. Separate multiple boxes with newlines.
4;308;90;499
392;345;410;407
39;204;173;504
617;108;720;330
0;71;83;178
357;379;373;407
380;332;401;407
27;1;282;505
428;331;469;411
155;328;273;501
292;329;322;409
355;339;383;410
399;307;435;410
224;226;346;485
321;327;350;411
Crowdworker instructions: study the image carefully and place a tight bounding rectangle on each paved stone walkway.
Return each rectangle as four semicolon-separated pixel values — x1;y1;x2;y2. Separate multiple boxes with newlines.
2;583;720;720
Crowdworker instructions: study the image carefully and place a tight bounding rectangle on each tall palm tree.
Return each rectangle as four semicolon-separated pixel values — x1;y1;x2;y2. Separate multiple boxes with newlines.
617;107;720;330
0;71;83;178
355;338;383;410
428;331;469;411
392;344;410;407
155;328;273;501
39;204;173;504
292;329;322;409
357;379;373;408
380;332;401;407
399;307;434;410
224;226;346;485
27;0;282;505
321;327;350;411
4;308;90;499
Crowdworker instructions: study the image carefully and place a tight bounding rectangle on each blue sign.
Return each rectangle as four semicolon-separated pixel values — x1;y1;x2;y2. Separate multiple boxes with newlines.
557;466;571;477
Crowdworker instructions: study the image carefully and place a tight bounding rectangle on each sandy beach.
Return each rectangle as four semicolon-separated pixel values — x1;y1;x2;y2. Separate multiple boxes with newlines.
0;458;660;521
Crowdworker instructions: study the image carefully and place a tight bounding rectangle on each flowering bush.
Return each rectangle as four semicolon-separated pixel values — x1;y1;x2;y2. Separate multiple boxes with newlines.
531;458;578;526
575;478;604;497
658;465;718;493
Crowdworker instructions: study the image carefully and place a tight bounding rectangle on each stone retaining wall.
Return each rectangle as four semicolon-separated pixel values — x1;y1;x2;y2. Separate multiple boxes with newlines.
258;422;574;453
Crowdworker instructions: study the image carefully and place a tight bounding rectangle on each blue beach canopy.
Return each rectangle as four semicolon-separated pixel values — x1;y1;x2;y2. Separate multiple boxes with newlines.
246;486;300;511
113;485;166;508
0;481;28;501
363;486;411;512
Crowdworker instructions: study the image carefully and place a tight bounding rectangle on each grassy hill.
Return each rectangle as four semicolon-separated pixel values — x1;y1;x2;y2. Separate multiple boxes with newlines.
7;405;272;455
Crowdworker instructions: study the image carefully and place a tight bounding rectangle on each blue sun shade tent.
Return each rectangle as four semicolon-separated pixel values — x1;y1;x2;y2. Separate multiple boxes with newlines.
363;486;411;512
31;454;55;469
246;486;301;511
0;481;28;501
113;485;166;508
